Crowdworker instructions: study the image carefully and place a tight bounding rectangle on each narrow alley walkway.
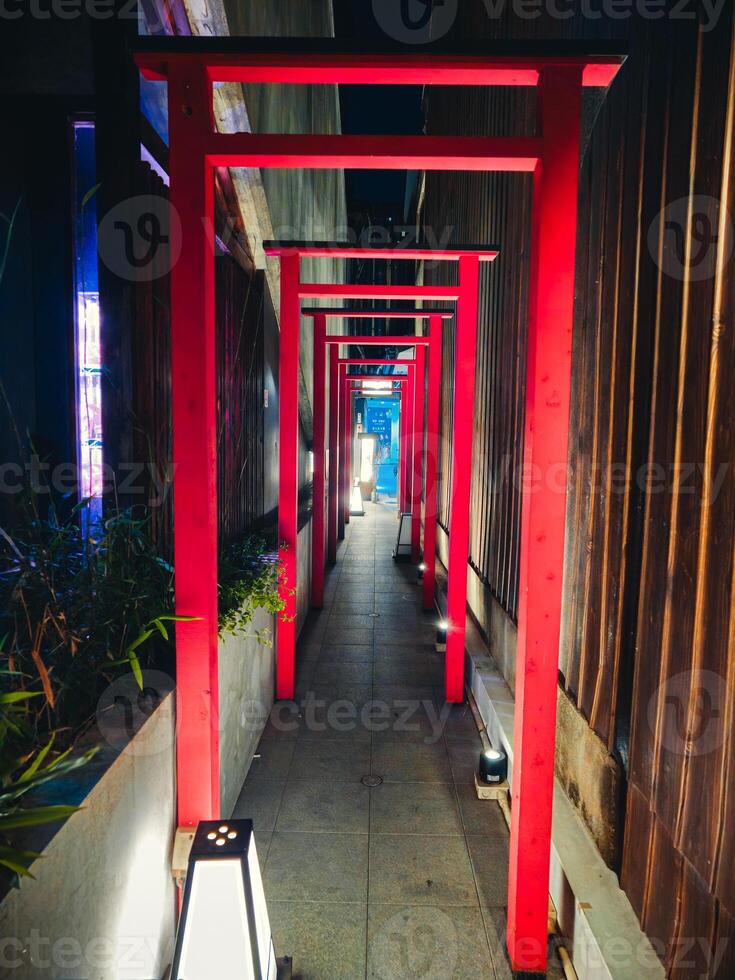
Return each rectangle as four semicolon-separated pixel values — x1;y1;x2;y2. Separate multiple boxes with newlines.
233;501;546;979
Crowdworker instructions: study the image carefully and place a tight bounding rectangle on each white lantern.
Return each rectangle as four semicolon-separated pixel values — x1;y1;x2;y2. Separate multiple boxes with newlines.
171;820;289;980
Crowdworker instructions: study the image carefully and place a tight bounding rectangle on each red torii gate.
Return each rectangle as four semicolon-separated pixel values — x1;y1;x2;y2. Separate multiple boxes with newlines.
135;38;624;976
343;371;417;543
269;248;493;708
303;306;453;610
264;242;498;702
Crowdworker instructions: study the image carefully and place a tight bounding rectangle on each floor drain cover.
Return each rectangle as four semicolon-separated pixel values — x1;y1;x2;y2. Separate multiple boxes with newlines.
361;774;383;787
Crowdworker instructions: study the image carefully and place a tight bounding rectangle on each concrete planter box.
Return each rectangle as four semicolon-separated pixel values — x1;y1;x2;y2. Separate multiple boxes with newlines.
0;695;178;980
218;607;277;816
0;605;281;979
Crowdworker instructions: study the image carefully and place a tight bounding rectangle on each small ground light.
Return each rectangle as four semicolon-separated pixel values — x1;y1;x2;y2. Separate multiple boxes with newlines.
479;747;508;785
417;562;426;582
436;620;448;652
349;480;365;517
171;819;292;979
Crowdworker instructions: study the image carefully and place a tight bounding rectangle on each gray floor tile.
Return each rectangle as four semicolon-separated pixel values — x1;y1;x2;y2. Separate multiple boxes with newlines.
265;832;369;903
373;663;442;687
467;835;509;907
455;785;509;837
277;778;370;834
373;649;440;666
296;658;317;684
269;901;368;980
298;643;323;661
372;617;431;635
290;739;371;782
330;600;376;614
319;644;374;663
371;741;452;784
372;684;437;704
247;739;297;784
313;661;374;686
370;781;464;836
481;907;513;980
368;834;478;907
446;738;483;785
299;700;373;742
254;831;272;872
232;778;284;832
374;628;436;646
307;683;374;705
324;627;375;645
370;700;450;745
328;614;378;630
440;703;481;740
260;701;303;739
368;905;495;979
374;583;418;595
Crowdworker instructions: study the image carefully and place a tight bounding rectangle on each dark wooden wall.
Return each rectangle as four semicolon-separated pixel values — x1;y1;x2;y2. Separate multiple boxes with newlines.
216;260;267;546
132;164;174;557
423;5;735;976
423;95;532;620
132;162;276;561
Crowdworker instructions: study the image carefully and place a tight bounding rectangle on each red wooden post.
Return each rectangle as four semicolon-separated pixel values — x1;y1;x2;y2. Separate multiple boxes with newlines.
411;357;424;563
345;384;353;522
167;63;220;824
327;345;339;563
406;366;415;522
444;254;480;704
311;315;326;607
397;392;403;511
423;316;442;611
276;251;300;700
338;363;346;539
399;382;409;512
507;68;583;976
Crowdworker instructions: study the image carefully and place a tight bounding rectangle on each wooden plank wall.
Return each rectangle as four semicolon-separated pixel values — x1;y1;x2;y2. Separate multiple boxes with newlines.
132;162;271;560
131;163;174;559
423;5;735;975
423;90;533;620
216;259;266;546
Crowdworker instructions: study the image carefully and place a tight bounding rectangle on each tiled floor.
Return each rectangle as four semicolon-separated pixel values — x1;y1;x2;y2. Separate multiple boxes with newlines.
234;502;558;979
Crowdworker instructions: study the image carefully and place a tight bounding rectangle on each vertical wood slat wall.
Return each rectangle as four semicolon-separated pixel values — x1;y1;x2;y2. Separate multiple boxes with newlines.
132;162;269;561
423;5;735;974
423;88;533;621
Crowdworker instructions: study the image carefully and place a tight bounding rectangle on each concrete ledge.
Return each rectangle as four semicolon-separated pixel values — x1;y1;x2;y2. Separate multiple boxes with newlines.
461;621;664;980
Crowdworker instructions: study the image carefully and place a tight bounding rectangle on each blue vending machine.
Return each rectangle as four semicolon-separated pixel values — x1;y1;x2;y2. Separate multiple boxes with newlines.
363;398;400;500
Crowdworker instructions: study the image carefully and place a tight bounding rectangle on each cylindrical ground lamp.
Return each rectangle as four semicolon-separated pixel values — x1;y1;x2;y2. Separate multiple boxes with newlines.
478;747;508;786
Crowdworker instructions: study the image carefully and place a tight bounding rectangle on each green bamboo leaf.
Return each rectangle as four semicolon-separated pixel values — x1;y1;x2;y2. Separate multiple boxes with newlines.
126;629;153;654
0;691;43;705
0;843;41;874
129;651;143;689
80;182;101;211
1;749;97;803
0;844;40;878
152;619;168;640
0;805;81;831
44;745;73;770
18;734;55;782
